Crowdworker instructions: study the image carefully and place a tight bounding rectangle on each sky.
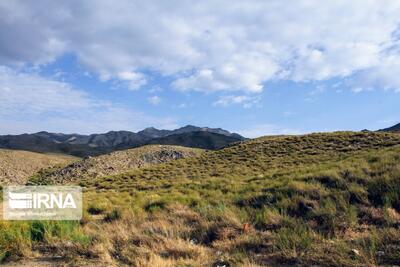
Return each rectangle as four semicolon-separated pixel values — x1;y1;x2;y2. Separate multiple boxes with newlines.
0;0;400;138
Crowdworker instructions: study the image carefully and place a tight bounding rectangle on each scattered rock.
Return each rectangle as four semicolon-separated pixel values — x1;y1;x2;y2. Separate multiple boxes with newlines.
376;250;385;257
40;145;201;183
189;238;198;245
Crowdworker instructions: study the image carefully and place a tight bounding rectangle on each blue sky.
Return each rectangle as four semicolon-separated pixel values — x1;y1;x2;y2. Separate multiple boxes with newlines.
0;1;399;137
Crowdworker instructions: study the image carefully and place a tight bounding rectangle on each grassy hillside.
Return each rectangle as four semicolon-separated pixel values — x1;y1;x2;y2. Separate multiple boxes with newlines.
2;132;400;266
0;149;78;185
81;131;400;190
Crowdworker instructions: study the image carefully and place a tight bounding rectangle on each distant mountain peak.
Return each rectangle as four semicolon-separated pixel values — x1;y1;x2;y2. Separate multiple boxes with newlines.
139;127;161;133
36;131;49;134
172;125;242;138
379;122;400;132
179;125;199;130
137;127;168;139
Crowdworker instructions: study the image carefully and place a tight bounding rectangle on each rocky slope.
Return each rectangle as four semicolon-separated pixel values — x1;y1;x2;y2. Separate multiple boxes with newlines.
0;149;77;185
33;145;202;184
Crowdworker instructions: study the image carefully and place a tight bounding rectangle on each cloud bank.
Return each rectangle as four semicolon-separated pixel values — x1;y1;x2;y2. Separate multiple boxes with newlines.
1;0;400;93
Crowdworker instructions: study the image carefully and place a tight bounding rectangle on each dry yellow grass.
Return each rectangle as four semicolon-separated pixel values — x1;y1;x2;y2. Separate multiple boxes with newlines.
0;149;78;185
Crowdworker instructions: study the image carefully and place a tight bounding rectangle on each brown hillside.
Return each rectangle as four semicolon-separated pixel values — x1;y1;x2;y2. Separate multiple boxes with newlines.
0;149;78;185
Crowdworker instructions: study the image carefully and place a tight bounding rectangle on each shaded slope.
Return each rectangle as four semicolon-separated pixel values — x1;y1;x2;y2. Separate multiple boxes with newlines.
147;131;243;150
379;122;400;132
0;134;108;157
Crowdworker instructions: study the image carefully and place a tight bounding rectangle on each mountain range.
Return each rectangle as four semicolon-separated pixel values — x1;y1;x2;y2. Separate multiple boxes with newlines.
0;125;244;157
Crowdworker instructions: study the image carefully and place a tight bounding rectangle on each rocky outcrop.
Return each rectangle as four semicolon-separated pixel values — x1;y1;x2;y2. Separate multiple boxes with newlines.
40;145;202;184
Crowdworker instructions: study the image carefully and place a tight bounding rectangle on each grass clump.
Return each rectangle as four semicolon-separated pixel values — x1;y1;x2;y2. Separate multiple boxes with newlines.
87;204;105;215
30;221;45;241
273;224;314;254
104;209;122;222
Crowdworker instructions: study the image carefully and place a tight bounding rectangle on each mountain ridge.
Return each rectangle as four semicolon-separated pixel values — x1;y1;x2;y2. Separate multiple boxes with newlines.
379;122;400;132
0;125;244;157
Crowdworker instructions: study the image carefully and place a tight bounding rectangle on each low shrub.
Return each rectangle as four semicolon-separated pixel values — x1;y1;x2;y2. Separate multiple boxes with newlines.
104;209;122;222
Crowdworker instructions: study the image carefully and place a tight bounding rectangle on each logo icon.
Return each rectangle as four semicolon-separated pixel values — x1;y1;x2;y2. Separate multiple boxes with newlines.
8;191;33;209
3;186;82;220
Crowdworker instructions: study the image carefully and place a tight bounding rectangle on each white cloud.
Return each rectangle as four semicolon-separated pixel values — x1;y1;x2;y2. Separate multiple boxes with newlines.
0;1;400;92
291;43;381;82
0;66;176;134
213;95;260;108
237;124;303;138
0;66;94;115
148;95;161;106
348;53;400;92
117;71;147;90
173;55;278;93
